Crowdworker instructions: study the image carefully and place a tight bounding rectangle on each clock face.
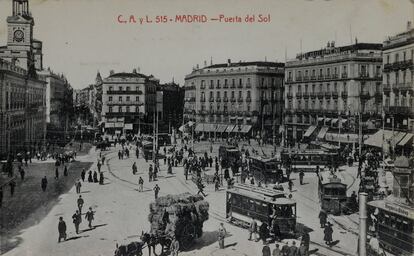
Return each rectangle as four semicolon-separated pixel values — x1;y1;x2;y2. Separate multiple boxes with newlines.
14;30;24;42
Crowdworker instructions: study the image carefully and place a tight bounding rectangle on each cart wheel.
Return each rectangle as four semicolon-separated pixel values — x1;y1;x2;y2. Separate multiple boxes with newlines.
179;223;196;250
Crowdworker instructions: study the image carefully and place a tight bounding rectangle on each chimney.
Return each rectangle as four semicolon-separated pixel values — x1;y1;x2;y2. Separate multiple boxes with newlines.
327;41;330;48
407;21;412;30
132;68;137;74
204;60;207;67
196;64;199;69
110;70;114;75
331;41;335;47
227;59;231;66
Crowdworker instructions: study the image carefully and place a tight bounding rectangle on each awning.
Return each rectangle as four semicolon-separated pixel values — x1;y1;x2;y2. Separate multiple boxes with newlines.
124;124;133;130
208;123;218;133
325;118;332;123
364;129;406;148
303;125;317;137
331;119;338;125
105;123;115;128
240;125;252;133
317;126;329;139
178;124;186;132
398;133;414;147
317;117;324;122
394;132;407;145
194;123;204;132
216;124;227;133
225;125;235;133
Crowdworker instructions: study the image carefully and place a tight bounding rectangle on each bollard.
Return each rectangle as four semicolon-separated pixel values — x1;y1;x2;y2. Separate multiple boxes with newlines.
359;192;368;256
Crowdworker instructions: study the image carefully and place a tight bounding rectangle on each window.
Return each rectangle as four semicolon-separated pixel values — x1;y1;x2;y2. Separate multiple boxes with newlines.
201;92;205;100
136;86;140;91
109;96;113;101
298;85;302;92
247;91;251;98
126;96;130;101
247;78;251;85
126;106;130;112
224;91;227;98
232;79;235;86
119;96;122;102
136;96;139;102
305;84;308;93
327;68;330;76
386;55;390;64
119;86;122;91
225;79;228;86
231;91;235;98
312;70;315;76
238;91;242;98
109;86;113;91
403;70;407;83
395;53;399;63
261;78;265;86
247;105;251;112
119;106;123;113
210;80;213;87
126;86;130;91
319;69;323;76
217;91;220;98
109;106;113;113
334;83;337;91
217;80;221;87
288;72;292;79
403;51;406;61
209;91;213;98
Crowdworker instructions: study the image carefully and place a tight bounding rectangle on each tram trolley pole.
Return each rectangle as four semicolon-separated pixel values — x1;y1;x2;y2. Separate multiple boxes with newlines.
358;192;368;256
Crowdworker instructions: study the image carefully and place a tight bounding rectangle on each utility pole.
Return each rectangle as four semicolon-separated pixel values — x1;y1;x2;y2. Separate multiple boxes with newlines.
358;192;368;256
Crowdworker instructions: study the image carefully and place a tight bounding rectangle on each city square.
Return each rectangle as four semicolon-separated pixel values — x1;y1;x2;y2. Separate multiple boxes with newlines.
0;1;413;256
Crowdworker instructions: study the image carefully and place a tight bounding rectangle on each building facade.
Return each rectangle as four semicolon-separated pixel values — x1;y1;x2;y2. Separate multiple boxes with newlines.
0;58;46;159
101;69;157;136
183;60;284;139
284;42;383;144
383;22;414;133
156;82;185;133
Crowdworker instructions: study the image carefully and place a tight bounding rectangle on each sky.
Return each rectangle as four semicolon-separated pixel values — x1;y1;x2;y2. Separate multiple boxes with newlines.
0;0;413;89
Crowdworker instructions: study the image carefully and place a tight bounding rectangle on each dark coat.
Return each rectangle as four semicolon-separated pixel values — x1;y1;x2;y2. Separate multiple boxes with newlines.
58;220;66;233
324;226;333;242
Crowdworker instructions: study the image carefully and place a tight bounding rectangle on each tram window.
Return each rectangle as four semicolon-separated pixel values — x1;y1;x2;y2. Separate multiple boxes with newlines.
249;200;255;211
232;195;241;207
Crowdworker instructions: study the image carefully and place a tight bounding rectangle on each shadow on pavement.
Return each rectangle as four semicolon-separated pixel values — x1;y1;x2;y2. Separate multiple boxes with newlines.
65;235;90;241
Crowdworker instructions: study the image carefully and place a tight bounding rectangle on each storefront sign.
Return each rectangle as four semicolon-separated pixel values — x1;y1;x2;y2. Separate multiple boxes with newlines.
384;202;413;219
114;122;124;128
124;123;133;130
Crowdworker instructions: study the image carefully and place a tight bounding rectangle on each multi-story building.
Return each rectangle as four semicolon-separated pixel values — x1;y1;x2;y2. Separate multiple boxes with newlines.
0;58;46;158
156;82;185;133
73;84;98;126
183;60;284;139
383;22;414;133
284;41;383;144
101;69;157;136
38;69;72;129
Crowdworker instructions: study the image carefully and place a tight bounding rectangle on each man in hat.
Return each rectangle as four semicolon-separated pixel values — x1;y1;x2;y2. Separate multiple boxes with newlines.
170;236;180;256
318;209;327;228
153;184;160;200
77;195;84;214
75;179;82;194
324;222;333;245
218;223;227;249
85;207;95;228
288;240;298;256
138;177;144;192
58;217;67;242
281;241;290;256
72;210;82;234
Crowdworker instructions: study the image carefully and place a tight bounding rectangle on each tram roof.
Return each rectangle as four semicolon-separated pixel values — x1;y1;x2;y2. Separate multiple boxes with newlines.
368;199;414;220
248;156;279;162
318;171;344;185
228;184;295;205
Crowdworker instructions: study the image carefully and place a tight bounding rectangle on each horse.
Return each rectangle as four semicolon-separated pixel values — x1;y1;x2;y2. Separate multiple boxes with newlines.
114;241;144;256
140;231;172;256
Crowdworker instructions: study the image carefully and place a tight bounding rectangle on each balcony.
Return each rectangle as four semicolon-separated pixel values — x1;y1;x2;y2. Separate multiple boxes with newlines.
383;84;391;92
396;83;413;92
216;97;222;102
246;83;252;88
360;91;371;100
209;98;214;102
287;92;293;98
106;101;144;106
325;74;331;80
318;75;324;80
107;90;143;95
200;85;206;89
230;84;236;89
200;98;206;102
341;92;348;98
223;85;228;89
246;97;252;103
317;92;324;99
332;74;339;79
332;92;339;98
223;97;229;102
374;92;382;102
309;92;316;99
187;97;196;102
303;75;309;81
359;73;370;78
216;84;221;89
296;76;303;81
296;92;302;99
341;73;348;79
209;84;214;89
324;92;331;98
287;77;293;82
303;93;309;99
237;84;243;89
310;75;316;81
386;106;413;114
237;97;243;103
230;98;236;103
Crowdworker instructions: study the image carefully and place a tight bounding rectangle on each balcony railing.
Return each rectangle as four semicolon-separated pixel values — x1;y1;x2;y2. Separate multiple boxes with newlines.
341;73;348;78
223;97;229;102
332;92;339;98
246;97;252;102
383;84;391;92
287;77;293;82
324;92;331;98
216;84;221;89
296;76;303;81
318;75;324;80
223;85;228;89
303;75;309;81
341;92;348;98
237;84;243;89
216;97;222;102
209;84;214;89
325;74;331;79
296;92;302;99
287;92;293;98
317;92;324;98
246;83;252;88
237;97;243;102
200;98;206;102
230;98;236;102
106;101;143;105
359;73;370;78
200;85;205;89
396;83;413;91
209;98;214;102
107;90;143;95
360;92;371;100
230;84;236;89
309;92;316;98
386;106;413;114
310;75;316;81
332;74;339;79
303;93;309;99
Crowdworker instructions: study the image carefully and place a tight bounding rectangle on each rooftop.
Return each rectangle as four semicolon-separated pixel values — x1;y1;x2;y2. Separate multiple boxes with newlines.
295;42;382;60
108;72;148;79
205;61;285;69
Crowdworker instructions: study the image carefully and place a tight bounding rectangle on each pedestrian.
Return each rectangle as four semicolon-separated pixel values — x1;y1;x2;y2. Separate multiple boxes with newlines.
132;162;137;175
218;223;227;249
93;171;98;183
138;177;144;192
102;156;105;165
288;180;293;192
153;184;160;199
281;241;290;256
248;217;258;241
170;236;180;256
324;222;333;245
58;217;67;243
88;171;93;183
99;172;104;185
77;195;84;213
63;165;68;177
271;217;281;242
97;161;101;173
72;210;82;234
287;240;298;256
41;176;48;192
197;179;206;197
75;179;82;194
299;170;304;185
149;164;153;182
272;244;281;256
298;242;308;256
81;168;86;182
85;207;95;228
318;209;327;228
55;167;59;179
224;168;230;180
259;222;269;244
184;167;188;181
19;167;25;181
262;244;271;256
9;180;16;196
301;232;310;254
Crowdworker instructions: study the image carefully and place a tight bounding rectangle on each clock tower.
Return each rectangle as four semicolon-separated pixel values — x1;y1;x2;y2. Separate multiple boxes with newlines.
4;0;36;70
